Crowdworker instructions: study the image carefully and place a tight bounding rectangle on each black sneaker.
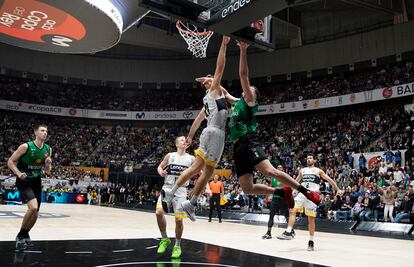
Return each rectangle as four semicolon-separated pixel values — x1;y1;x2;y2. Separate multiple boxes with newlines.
291;229;296;237
15;236;28;251
276;231;294;240
307;240;314;251
262;233;272;239
25;237;34;247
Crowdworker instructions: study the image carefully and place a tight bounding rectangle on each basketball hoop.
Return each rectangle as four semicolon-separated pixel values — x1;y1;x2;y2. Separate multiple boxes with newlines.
176;20;213;58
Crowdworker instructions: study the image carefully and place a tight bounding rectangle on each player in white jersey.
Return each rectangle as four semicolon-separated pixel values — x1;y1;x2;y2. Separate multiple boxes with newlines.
162;36;238;221
277;154;342;251
156;136;195;259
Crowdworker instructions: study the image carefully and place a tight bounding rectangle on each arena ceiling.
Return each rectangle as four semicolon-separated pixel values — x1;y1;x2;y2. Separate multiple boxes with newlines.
93;0;414;60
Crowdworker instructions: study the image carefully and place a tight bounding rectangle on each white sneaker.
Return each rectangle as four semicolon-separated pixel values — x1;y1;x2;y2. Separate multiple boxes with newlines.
181;200;196;221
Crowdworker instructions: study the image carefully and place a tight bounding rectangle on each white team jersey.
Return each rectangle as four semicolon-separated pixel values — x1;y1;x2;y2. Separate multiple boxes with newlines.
301;167;321;192
163;152;193;197
203;91;229;130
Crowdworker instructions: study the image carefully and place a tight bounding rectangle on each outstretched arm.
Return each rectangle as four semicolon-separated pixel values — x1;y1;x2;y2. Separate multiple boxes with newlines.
238;42;255;106
320;170;342;193
210;36;231;94
186;109;206;146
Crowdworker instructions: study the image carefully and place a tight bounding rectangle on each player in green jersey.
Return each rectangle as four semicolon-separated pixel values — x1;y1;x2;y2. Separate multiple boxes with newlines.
228;42;321;212
262;165;291;239
7;124;52;250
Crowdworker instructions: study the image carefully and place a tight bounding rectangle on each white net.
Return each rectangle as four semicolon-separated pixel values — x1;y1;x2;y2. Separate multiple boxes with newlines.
176;20;214;58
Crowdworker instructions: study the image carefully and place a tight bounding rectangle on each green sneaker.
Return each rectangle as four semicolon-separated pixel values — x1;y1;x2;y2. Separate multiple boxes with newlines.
157;238;171;254
171;245;182;259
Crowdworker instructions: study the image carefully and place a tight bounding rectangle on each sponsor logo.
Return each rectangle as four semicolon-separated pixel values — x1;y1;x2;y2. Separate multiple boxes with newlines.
5;104;19;110
182;111;193;119
35;158;42;164
136;112;145;119
338;96;343;104
280;103;284;109
314;100;320;108
382;87;393;98
68;108;77;116
221;0;251;18
396;83;414;96
7;191;19;200
302;101;308;109
154;113;176;119
350;94;356;103
103;112;127;118
75;194;85;203
0;0;86;45
364;91;373;101
28;104;61;113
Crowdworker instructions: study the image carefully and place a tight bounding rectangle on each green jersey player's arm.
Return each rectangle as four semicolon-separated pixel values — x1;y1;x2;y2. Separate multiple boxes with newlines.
238;42;256;107
157;153;171;177
222;88;239;103
210;36;231;96
187;108;206;142
7;143;29;179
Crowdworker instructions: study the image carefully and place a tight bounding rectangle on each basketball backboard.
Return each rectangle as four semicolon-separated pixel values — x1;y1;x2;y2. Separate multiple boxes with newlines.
139;0;291;51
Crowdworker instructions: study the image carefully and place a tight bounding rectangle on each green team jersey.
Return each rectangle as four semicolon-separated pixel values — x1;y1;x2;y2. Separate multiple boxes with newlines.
272;178;283;198
228;97;259;142
17;141;51;179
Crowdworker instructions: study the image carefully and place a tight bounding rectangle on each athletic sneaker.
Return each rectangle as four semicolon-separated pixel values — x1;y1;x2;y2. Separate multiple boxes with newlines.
307;240;314;251
262;233;272;239
282;186;295;209
15;236;28;251
181;200;196;221
171;246;182;258
291;229;296;237
25;237;34;247
305;191;322;205
157;238;171;254
276;231;294;240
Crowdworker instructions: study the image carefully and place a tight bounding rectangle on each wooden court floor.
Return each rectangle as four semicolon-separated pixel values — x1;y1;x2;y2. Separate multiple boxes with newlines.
0;204;412;267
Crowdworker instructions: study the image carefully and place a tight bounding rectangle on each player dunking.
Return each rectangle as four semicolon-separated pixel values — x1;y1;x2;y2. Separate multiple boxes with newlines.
162;36;238;220
227;41;321;213
155;136;194;258
7;124;52;250
277;154;342;251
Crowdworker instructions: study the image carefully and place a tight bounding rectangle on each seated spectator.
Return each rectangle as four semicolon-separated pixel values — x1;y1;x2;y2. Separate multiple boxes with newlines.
335;195;353;221
394;195;414;223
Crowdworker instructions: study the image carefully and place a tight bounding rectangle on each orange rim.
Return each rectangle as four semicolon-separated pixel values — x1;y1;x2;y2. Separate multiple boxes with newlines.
176;20;212;36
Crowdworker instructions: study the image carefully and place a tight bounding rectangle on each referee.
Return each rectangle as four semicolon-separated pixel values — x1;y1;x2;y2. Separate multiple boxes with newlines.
208;174;224;223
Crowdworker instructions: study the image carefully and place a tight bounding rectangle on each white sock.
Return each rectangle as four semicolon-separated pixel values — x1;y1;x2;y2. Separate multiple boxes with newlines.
309;235;314;241
175;239;181;247
161;231;168;239
286;226;293;233
190;195;198;205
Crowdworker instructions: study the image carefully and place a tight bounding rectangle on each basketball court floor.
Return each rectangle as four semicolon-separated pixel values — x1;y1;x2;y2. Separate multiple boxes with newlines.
0;204;412;266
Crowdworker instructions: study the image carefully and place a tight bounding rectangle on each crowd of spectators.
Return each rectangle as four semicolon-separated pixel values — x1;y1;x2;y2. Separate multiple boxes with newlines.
1;61;413;223
1;62;413;110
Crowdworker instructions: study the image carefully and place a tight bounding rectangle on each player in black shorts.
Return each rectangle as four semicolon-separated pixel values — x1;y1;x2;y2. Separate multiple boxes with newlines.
228;41;321;209
262;165;293;239
7;124;52;250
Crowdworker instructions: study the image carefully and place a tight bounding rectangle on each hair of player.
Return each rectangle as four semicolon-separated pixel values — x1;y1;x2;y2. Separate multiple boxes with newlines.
175;135;185;144
34;123;48;131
